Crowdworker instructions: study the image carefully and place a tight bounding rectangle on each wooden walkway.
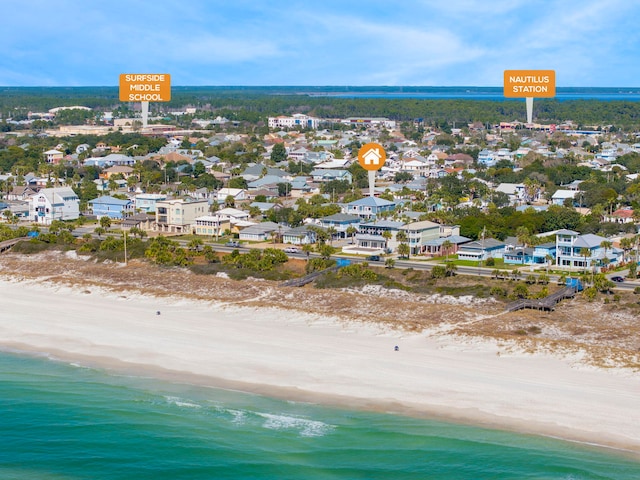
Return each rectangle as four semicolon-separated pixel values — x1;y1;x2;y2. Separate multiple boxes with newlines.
0;236;29;254
506;286;577;312
281;266;339;287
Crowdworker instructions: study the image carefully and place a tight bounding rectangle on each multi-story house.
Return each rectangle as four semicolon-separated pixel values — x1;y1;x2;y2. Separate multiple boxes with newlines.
134;193;167;213
29;187;79;224
343;196;396;220
398;220;441;255
554;230;622;270
355;219;404;252
89;195;134;220
154;199;209;234
319;213;361;240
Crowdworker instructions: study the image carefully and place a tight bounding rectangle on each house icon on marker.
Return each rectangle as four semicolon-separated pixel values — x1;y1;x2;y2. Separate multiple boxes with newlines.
362;147;382;165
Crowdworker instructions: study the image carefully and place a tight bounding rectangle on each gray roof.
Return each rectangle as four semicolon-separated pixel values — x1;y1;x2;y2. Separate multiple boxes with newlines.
361;219;404;229
239;221;288;235
423;235;471;246
320;213;361;223
573;233;607;249
459;238;505;251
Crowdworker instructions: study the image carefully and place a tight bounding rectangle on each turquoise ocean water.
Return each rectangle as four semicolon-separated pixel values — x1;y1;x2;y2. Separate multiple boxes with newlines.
1;350;640;480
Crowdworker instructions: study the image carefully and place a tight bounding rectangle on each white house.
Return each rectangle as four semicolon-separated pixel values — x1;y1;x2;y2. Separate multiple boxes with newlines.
29;187;80;224
216;188;247;203
551;189;577;206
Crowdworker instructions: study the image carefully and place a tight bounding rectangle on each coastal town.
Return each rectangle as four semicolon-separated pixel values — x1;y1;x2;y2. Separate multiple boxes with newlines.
1;102;639;292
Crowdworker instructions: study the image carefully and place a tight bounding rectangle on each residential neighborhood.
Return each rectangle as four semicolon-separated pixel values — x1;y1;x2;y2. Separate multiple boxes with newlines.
1;100;639;281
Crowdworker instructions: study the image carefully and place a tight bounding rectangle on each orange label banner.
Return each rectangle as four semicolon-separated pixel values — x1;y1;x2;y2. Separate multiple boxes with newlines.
119;74;171;102
504;70;555;98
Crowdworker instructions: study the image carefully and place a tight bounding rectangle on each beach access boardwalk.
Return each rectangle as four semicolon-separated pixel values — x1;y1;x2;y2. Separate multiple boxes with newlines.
0;237;29;254
506;286;577;312
281;266;339;287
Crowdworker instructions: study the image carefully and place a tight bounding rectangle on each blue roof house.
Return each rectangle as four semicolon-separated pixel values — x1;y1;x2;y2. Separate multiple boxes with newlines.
344;196;396;220
89;195;133;220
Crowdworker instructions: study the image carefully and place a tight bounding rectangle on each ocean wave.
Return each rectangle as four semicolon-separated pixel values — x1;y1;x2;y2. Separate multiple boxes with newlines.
164;395;202;409
256;412;335;437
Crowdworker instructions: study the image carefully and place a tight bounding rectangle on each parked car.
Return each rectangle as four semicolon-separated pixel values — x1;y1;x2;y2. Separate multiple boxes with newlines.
611;276;625;283
367;255;381;262
225;241;241;248
284;246;300;253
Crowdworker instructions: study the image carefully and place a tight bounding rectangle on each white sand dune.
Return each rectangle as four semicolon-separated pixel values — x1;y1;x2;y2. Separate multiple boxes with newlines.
1;277;639;454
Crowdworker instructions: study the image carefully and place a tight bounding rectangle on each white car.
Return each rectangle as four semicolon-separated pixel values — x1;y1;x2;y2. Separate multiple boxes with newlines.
284;247;300;253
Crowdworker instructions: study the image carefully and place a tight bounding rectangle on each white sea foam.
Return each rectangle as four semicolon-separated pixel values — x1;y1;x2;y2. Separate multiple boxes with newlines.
164;395;202;409
257;412;335;437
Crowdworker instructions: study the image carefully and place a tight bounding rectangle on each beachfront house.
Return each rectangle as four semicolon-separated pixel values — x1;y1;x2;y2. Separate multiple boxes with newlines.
554;230;622;270
154;198;209;234
28;187;80;224
318;213;361;240
193;215;231;238
355;219;404;253
89;195;134;220
456;238;506;262
281;225;317;245
398;220;441;256
238;222;289;242
422;235;471;257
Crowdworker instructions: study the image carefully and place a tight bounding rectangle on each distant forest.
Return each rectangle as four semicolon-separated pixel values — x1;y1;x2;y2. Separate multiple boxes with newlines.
2;86;640;128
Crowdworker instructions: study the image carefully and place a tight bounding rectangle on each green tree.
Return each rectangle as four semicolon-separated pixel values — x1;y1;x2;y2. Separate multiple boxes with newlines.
579;247;591;274
99;216;112;229
188;238;204;252
440;239;453;261
346;225;357;244
395;230;409;258
228;177;248;189
270;143;287;164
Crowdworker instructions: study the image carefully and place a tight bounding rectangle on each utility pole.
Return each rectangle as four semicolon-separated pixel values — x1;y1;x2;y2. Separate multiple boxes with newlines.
123;229;127;265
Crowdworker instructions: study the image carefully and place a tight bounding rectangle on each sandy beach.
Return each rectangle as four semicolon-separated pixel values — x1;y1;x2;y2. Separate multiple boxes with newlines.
1;252;640;455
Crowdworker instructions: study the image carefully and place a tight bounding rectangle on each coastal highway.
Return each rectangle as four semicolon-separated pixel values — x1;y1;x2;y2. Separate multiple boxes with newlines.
8;224;639;292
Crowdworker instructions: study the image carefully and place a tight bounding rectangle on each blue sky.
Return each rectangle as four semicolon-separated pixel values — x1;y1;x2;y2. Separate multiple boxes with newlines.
2;0;639;87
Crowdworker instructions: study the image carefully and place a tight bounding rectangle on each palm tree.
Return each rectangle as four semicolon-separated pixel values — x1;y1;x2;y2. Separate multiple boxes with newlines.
381;229;392;250
441;239;453;262
187;238;204;252
445;261;457;277
579;247;591;275
326;226;337;245
620;237;633;263
545;253;554;274
395;230;409;258
346;225;357;244
516;226;530;248
599;240;612;265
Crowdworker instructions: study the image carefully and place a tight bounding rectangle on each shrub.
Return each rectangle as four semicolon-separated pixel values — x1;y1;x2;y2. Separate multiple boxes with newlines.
430;265;446;279
489;286;508;298
485;257;495;267
512;283;529;299
582;287;597;302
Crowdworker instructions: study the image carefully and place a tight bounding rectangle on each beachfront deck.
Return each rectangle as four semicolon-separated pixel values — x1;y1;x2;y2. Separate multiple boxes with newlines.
0;237;29;254
506;286;577;312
